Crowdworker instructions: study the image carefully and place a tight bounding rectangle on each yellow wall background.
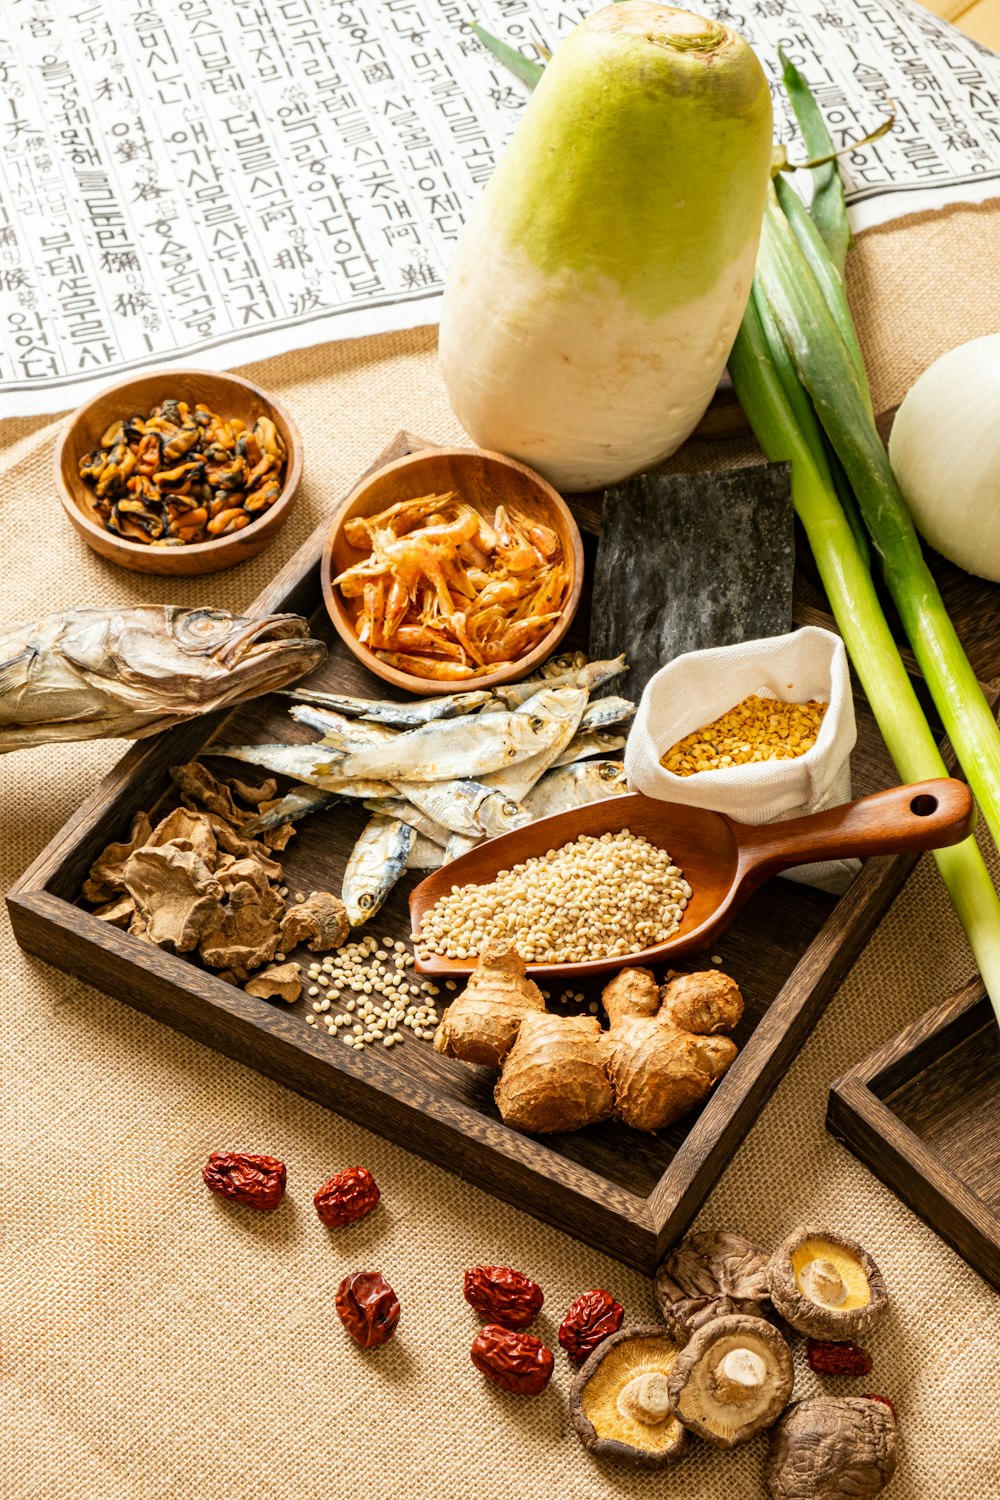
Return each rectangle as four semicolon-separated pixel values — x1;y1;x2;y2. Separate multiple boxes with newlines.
927;0;1000;48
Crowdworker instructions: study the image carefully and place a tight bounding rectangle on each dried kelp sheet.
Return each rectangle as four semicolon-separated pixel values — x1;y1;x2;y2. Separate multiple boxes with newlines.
590;463;794;698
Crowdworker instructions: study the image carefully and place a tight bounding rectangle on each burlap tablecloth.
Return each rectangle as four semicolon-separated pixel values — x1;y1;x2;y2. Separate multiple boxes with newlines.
3;204;1000;1500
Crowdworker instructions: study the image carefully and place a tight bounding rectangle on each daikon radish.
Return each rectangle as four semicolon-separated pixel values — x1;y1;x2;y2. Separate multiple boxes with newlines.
439;3;773;492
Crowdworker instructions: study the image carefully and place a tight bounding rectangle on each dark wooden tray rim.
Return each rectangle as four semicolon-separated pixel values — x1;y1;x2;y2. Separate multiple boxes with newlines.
7;431;985;1274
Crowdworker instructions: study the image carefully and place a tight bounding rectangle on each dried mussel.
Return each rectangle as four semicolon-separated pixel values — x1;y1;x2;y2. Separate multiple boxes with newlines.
79;398;288;547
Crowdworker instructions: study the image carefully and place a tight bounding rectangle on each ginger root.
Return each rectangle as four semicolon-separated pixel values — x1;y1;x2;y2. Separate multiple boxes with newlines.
495;1013;613;1133
603;966;739;1132
434;956;743;1136
433;942;546;1068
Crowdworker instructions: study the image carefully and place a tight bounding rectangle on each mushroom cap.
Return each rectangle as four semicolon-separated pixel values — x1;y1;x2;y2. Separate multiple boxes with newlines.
667;1313;793;1449
655;1230;772;1342
767;1395;897;1499
768;1225;887;1340
570;1325;688;1467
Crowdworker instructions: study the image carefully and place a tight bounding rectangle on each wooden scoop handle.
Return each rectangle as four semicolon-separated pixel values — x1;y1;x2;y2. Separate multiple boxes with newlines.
732;778;975;891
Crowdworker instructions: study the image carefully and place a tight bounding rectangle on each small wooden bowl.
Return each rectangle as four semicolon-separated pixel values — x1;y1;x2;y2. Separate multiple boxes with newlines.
321;446;585;695
54;368;303;576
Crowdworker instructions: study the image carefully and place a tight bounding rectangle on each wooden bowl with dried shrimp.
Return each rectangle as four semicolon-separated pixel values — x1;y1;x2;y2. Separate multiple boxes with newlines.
55;368;302;576
321;446;585;695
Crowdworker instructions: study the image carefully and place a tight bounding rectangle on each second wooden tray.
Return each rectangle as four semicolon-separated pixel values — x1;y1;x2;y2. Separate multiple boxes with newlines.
7;431;988;1274
827;978;1000;1291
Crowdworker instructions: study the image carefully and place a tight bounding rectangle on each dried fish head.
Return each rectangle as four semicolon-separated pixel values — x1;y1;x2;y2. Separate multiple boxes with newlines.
0;606;326;752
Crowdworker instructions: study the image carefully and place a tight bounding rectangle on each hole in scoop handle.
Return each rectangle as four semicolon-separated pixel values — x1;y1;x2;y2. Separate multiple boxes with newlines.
733;778;976;888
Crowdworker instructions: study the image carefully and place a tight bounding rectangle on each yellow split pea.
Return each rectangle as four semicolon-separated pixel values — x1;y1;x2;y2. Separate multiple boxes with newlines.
662;693;827;776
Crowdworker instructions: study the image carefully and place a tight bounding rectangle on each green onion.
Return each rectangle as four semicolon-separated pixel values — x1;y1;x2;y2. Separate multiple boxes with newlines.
729;291;1000;1020
470;24;543;87
778;47;852;273
772;175;871;417
755;184;1000;868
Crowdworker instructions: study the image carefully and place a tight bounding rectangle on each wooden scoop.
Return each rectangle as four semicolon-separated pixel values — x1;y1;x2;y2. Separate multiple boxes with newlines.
409;778;975;979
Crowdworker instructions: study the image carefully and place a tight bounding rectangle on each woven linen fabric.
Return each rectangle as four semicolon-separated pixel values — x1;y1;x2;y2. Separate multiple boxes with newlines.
3;205;1000;1500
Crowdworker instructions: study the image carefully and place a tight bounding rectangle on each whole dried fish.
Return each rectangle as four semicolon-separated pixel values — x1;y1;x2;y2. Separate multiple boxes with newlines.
578;695;637;732
494;654;628;708
283;686;491;727
321;710;562;783
406;834;447;870
341;815;414;926
362;797;451;846
0;607;325;753
443;832;481;863
288;703;397;746
217;742;395;799
241;784;338;837
522;760;629;820
550;730;628;768
482;685;588;802
391;778;529;838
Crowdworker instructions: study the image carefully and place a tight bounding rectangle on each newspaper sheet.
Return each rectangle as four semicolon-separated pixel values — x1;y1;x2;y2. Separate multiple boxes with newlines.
0;0;997;414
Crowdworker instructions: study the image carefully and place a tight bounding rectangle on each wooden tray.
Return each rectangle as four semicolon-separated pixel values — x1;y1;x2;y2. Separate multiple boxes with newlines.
7;431;995;1274
827;978;1000;1291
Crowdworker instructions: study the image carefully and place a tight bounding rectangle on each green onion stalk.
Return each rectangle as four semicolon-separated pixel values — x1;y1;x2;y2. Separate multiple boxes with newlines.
729;291;1000;1021
754;188;1000;862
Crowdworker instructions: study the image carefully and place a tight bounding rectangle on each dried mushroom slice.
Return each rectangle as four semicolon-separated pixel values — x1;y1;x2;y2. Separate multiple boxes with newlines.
122;844;223;953
91;894;135;929
199;902;281;981
768;1226;887;1340
655;1230;772;1342
570;1326;687;1468
170;761;252;827
667;1313;793;1448
767;1395;897;1499
244;963;301;1003
146;807;218;868
281;891;350;953
82;810;153;903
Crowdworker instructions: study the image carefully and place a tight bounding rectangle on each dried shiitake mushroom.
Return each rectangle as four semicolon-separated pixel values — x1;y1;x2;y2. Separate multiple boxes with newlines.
655;1230;772;1342
767;1395;897;1499
667;1313;793;1448
570;1326;688;1467
768;1226;887;1341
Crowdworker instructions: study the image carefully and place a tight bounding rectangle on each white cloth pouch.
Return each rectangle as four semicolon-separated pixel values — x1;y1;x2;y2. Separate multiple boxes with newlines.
625;627;858;894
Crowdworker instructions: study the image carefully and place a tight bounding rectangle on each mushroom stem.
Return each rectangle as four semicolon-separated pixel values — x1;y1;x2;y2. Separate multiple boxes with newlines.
616;1371;673;1426
714;1347;768;1404
798;1258;848;1308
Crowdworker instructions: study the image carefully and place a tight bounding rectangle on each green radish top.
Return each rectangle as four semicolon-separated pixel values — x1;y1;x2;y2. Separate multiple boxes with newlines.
483;2;773;319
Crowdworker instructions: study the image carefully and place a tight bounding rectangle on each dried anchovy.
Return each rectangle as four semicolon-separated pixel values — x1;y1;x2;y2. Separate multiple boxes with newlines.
78;399;287;547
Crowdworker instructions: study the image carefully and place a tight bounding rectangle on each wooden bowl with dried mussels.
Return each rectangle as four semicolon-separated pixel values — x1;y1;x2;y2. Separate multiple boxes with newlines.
55;368;303;576
321;445;585;694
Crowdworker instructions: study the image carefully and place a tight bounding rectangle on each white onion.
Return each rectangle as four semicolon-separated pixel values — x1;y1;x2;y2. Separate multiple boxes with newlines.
888;332;1000;582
